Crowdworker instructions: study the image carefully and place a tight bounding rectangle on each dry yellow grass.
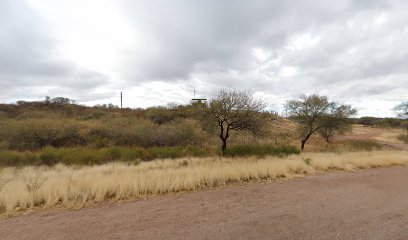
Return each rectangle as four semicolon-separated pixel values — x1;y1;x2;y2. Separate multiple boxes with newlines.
1;151;407;216
352;125;405;143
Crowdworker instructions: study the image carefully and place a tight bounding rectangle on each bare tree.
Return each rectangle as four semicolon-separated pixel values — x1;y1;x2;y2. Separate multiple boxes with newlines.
204;89;266;155
22;169;47;193
286;95;356;150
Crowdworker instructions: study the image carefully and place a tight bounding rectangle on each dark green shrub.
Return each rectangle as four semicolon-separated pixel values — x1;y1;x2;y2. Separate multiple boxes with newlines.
143;147;184;160
82;119;205;148
224;144;300;157
0;150;22;166
146;106;177;124
0;119;85;150
0;150;40;166
183;145;214;157
106;147;122;160
39;147;61;166
119;147;144;161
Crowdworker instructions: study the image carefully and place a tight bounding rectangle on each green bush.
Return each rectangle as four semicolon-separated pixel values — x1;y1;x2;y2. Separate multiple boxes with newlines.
182;145;214;157
38;147;145;165
0;119;85;150
0;151;22;166
34;146;188;165
0;117;207;150
39;148;60;166
0;144;301;167
145;106;178;124
224;144;300;158
0;150;39;166
122;120;204;148
143;147;184;160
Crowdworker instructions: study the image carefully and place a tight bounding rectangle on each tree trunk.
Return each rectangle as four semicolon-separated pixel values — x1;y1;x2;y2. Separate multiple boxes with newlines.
301;139;306;150
219;126;229;156
300;133;312;150
221;138;227;156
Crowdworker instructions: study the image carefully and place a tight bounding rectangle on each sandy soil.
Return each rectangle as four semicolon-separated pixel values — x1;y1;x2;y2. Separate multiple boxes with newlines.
2;166;408;240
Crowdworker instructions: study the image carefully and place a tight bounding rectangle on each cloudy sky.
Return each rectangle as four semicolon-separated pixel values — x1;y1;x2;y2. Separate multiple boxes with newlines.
1;0;407;116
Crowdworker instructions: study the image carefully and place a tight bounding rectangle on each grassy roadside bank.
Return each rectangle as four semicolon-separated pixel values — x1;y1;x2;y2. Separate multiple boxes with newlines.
1;150;407;216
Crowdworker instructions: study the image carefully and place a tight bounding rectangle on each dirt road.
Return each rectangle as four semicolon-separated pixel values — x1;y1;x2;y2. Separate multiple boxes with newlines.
2;166;408;240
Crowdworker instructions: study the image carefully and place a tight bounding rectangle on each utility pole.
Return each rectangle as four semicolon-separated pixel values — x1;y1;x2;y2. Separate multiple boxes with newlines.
120;92;123;109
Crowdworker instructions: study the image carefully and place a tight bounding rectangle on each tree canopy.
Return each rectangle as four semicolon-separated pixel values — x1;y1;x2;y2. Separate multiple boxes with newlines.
203;89;266;154
286;95;356;150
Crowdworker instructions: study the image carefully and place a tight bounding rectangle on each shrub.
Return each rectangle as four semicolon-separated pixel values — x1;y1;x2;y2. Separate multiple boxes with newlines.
0;117;208;151
0;151;22;166
0;144;301;167
82;119;206;148
143;147;184;160
129;120;204;148
145;106;177;124
0;119;85;150
37;147;145;166
0;145;218;167
0;150;39;166
224;144;300;158
183;145;214;157
39;148;60;166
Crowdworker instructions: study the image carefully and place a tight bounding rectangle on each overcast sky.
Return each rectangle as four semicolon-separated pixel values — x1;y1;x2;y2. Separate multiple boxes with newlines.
1;0;407;117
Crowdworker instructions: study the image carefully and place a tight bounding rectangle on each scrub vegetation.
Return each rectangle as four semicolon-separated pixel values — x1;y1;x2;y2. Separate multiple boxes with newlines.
0;93;406;216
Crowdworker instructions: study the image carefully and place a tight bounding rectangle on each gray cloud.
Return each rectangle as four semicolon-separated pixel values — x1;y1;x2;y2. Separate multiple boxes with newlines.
0;0;407;116
0;0;109;102
116;0;407;116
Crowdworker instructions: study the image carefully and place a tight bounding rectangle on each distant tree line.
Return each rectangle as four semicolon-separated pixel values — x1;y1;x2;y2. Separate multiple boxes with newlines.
351;116;408;129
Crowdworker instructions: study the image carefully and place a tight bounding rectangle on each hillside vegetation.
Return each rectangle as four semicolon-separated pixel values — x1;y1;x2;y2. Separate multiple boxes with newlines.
0;98;407;216
0;100;299;166
0;97;406;167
